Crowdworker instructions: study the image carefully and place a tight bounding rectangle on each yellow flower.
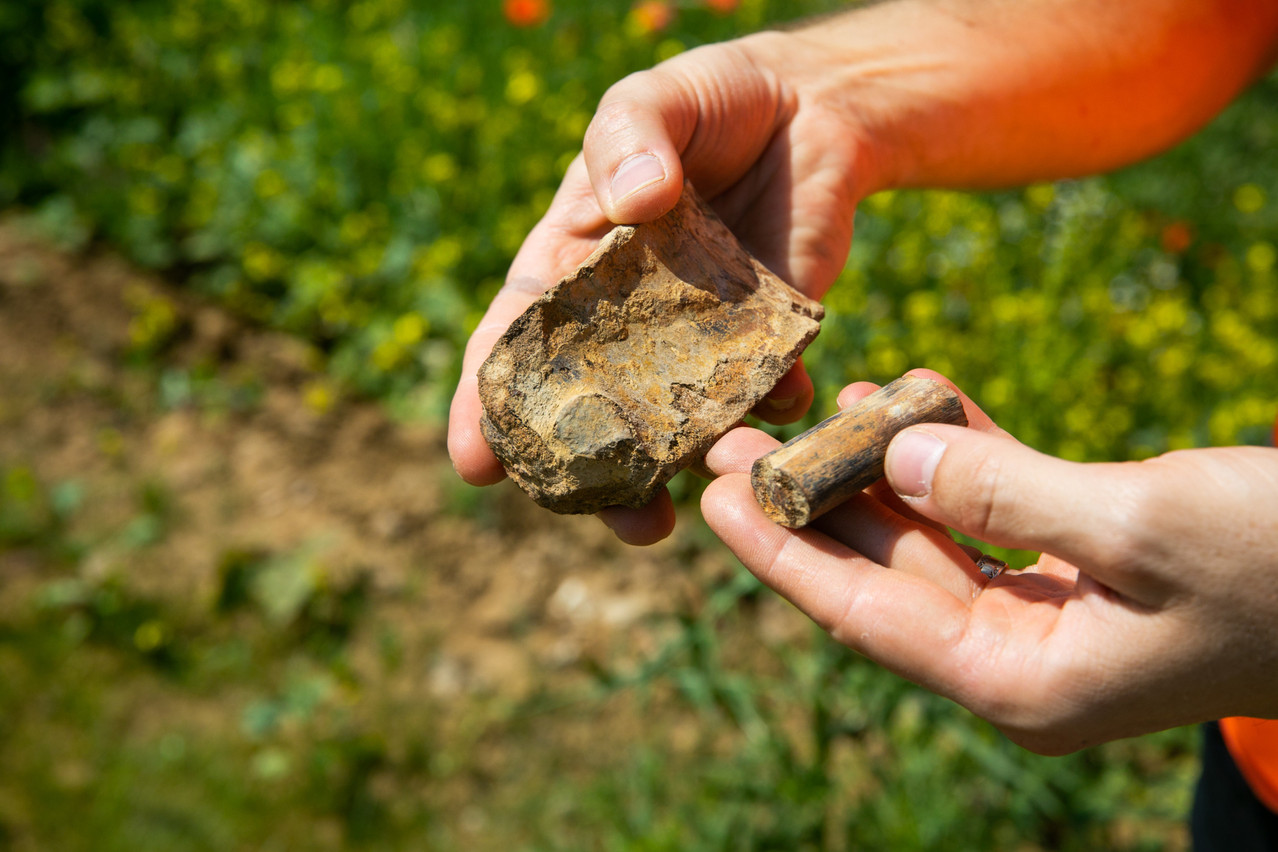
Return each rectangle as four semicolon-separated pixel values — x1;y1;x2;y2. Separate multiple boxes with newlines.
505;70;541;106
904;291;941;325
243;243;284;282
866;345;907;378
655;39;686;62
1208;408;1237;445
126;285;178;352
134;621;167;652
372;339;403;371
271;60;306;96
864;191;896;214
392;313;427;346
1245;241;1276;274
1024;183;1055;210
421;153;457;184
338;212;372;246
311;64;346;93
1155;345;1190;378
1233;183;1266;214
303;380;337;414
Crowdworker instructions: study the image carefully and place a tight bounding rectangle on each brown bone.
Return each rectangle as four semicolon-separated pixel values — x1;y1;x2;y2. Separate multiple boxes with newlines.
479;184;824;514
751;375;968;527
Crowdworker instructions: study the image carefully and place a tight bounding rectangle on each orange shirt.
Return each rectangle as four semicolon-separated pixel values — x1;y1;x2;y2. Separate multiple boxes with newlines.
1224;419;1278;814
1221;716;1278;813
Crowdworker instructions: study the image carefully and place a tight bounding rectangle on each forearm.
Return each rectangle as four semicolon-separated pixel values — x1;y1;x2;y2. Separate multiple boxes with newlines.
764;0;1278;196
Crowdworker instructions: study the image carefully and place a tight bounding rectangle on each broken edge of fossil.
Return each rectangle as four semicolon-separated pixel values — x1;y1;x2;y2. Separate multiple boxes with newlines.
478;183;824;514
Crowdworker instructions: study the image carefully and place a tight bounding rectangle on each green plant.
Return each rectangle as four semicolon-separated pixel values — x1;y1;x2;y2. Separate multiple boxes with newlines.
2;1;1275;849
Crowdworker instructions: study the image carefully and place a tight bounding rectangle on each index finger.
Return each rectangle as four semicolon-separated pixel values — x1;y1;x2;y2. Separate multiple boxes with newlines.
448;275;553;484
701;472;973;692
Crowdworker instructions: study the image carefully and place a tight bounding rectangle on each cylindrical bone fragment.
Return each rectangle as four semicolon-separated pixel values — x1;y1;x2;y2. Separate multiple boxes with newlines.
751;375;968;528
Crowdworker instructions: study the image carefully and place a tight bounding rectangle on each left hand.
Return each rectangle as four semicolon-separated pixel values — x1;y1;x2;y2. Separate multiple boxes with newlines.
448;30;876;544
700;368;1278;754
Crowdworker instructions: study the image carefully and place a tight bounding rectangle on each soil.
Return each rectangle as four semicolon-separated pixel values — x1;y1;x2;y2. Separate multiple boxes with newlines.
0;217;814;847
0;215;734;676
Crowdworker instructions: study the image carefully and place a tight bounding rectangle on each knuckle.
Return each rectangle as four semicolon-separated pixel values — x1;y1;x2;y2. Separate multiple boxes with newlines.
949;448;1011;540
585;75;658;147
1089;462;1176;593
584;96;633;145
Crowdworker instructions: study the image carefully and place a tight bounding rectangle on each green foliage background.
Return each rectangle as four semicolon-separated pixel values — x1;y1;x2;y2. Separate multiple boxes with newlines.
2;0;1277;849
6;0;1275;443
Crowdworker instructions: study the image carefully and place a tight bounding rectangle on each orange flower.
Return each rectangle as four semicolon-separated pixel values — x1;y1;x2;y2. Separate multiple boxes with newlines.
503;0;550;28
1160;220;1193;254
631;0;674;35
704;0;740;12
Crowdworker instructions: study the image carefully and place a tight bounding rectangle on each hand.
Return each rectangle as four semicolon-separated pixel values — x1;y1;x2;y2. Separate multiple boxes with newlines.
701;368;1278;754
449;0;1278;546
448;31;878;544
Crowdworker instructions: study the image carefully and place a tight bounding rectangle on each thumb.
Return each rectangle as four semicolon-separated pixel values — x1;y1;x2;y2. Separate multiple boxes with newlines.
583;76;687;224
884;424;1143;573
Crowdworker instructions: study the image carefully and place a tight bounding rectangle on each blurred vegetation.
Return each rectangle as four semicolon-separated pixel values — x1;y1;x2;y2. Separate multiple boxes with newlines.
2;0;1276;849
4;0;1276;442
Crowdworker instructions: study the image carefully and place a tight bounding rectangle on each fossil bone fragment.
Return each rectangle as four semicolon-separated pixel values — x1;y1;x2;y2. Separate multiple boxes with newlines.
478;185;824;514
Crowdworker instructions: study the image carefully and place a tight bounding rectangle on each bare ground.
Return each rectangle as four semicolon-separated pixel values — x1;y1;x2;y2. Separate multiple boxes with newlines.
0;218;817;848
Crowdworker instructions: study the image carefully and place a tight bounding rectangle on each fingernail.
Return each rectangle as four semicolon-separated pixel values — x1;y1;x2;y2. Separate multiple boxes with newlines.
764;396;796;412
887;429;946;499
610;152;665;203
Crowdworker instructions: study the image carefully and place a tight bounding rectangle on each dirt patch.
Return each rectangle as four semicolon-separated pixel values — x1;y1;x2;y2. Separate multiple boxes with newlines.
0;219;823;848
0;217;804;687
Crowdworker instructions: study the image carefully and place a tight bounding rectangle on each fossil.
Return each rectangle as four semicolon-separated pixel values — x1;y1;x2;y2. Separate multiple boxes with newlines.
478;184;823;514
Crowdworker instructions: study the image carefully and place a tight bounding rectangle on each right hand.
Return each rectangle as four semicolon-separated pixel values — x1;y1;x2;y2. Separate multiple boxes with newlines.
448;30;883;544
701;370;1278;753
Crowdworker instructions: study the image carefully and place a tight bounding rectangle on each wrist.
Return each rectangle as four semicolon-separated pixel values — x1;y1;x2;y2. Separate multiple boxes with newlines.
759;2;1005;195
749;0;1278;194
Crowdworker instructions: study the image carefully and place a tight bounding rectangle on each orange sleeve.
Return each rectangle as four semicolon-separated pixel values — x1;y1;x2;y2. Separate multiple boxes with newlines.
1228;422;1278;810
1220;716;1278;814
1235;423;1278;808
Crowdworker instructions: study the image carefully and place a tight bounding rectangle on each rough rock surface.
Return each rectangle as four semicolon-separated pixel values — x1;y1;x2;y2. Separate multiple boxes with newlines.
478;185;824;514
